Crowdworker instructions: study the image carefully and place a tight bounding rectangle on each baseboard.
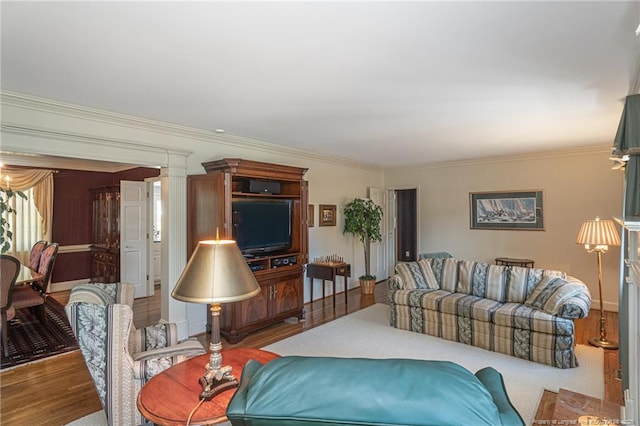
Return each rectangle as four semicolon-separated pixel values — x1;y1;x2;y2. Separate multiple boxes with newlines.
50;279;91;293
592;299;619;313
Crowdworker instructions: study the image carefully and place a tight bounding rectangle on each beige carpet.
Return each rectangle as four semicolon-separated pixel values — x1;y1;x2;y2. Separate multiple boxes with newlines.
264;303;604;425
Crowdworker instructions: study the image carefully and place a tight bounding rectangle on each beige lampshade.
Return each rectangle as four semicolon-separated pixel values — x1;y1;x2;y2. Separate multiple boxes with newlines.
172;240;260;304
576;217;621;247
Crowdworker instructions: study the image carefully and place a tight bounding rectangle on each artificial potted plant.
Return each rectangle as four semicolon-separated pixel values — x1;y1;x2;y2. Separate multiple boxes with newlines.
0;185;27;253
343;198;383;295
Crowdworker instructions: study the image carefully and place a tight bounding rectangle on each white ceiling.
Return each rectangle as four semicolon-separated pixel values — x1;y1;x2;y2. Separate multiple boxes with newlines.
2;1;639;167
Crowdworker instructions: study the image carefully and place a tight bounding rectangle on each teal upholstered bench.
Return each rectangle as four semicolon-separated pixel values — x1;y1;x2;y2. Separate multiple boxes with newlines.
226;356;524;426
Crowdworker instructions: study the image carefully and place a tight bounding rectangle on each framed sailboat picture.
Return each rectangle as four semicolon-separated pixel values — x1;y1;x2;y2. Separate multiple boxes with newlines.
470;190;544;230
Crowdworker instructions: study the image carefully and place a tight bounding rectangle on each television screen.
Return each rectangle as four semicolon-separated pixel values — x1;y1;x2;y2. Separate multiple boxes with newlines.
232;199;292;254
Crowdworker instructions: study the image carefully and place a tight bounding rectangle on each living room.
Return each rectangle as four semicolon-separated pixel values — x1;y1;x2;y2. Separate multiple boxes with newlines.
1;1;639;425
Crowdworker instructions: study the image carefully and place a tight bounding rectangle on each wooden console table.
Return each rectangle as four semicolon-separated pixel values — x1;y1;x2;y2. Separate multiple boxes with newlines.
137;348;279;425
495;257;534;268
307;263;351;307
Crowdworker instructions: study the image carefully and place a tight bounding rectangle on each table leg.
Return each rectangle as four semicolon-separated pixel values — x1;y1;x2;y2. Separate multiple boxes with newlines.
322;280;325;300
332;279;337;308
309;277;314;302
344;275;348;306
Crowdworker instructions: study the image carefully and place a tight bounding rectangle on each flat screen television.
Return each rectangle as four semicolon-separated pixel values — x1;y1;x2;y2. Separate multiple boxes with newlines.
232;199;292;255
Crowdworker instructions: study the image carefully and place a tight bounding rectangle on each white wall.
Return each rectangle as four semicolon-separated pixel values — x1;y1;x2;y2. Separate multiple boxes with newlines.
305;163;384;298
385;147;624;311
1;91;384;336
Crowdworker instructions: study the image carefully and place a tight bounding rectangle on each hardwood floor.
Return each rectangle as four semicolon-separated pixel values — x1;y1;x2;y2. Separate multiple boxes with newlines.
0;282;622;425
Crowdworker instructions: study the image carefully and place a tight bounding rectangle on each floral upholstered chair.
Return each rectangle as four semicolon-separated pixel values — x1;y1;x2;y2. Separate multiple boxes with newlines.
28;240;48;270
65;282;206;426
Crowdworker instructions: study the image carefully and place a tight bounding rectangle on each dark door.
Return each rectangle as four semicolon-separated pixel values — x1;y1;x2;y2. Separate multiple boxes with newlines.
395;189;417;262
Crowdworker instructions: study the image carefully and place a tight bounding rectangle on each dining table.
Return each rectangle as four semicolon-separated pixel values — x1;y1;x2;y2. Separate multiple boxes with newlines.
16;263;44;286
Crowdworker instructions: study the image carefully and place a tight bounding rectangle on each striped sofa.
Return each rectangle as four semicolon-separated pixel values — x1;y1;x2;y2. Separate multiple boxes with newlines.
388;257;592;368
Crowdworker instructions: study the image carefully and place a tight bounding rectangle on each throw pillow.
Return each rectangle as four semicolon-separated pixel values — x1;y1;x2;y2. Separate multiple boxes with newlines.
395;261;439;290
417;259;440;289
524;275;584;315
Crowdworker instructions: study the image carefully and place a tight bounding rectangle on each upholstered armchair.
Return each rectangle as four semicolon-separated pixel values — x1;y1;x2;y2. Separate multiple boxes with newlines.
65;282;206;426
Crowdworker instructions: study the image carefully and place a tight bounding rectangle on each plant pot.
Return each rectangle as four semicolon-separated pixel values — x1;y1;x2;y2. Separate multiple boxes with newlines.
360;278;376;295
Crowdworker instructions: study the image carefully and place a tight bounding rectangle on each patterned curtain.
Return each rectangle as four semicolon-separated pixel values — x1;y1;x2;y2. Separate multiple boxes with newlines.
0;168;54;262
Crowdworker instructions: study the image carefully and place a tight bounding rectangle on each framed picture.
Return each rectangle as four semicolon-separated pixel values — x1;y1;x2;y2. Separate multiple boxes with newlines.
308;204;315;227
470;190;544;230
319;204;337;227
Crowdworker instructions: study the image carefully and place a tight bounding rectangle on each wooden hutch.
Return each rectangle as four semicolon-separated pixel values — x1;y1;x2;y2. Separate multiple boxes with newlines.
90;185;120;283
187;158;309;343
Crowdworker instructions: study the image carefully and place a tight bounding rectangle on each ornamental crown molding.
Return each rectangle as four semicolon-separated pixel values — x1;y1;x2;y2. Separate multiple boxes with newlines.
385;144;613;172
1;90;382;172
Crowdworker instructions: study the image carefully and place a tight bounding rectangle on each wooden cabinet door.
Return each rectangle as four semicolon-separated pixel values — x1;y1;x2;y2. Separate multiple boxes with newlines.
242;283;270;326
273;275;303;317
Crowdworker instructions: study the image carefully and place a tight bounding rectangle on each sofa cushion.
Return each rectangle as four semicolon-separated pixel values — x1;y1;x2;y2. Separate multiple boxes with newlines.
427;257;460;292
492;303;575;336
395;260;439;290
390;289;450;311
458;261;511;301
439;293;502;322
501;267;564;304
226;356;522;426
524;275;586;315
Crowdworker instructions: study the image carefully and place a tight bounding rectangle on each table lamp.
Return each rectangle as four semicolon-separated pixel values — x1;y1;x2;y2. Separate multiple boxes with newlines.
172;239;260;399
576;217;621;349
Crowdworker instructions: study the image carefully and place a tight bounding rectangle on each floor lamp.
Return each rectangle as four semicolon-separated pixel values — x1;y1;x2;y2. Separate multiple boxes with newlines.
576;217;621;349
172;239;261;399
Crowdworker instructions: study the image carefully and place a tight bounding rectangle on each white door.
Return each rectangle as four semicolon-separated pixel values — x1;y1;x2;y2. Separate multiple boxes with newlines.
368;187;387;281
146;180;161;296
121;180;148;298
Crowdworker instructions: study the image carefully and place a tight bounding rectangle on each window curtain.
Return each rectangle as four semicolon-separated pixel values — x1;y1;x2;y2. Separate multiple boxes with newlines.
613;94;640;219
0;168;54;262
612;93;640;399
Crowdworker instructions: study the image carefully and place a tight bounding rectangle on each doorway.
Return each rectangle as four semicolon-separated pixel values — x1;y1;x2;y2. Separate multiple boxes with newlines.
147;179;162;296
386;187;419;272
396;189;418;262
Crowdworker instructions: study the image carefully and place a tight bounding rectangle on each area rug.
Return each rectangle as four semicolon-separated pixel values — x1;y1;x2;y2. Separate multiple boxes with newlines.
264;303;604;425
1;297;78;370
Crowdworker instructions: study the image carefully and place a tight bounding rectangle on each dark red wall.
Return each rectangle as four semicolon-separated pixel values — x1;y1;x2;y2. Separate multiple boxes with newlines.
51;167;160;284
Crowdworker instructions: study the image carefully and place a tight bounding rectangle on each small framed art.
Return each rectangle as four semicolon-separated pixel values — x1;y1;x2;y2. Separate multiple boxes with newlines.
319;204;337;227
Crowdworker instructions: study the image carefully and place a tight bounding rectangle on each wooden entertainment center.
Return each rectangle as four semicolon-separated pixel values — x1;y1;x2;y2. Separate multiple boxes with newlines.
187;158;309;343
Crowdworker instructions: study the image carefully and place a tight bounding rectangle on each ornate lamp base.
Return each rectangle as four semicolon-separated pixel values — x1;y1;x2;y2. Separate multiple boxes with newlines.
199;364;238;400
198;303;239;401
588;337;618;350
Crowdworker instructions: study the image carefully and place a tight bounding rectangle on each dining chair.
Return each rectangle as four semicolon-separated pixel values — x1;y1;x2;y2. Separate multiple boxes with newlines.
28;240;48;271
11;242;59;325
1;255;20;357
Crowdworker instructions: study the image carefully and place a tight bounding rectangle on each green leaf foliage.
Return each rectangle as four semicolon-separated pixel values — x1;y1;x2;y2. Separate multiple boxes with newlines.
0;187;27;254
343;198;383;278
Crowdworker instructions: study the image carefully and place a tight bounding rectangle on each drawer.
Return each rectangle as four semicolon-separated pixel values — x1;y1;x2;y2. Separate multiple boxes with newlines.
337;265;351;277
